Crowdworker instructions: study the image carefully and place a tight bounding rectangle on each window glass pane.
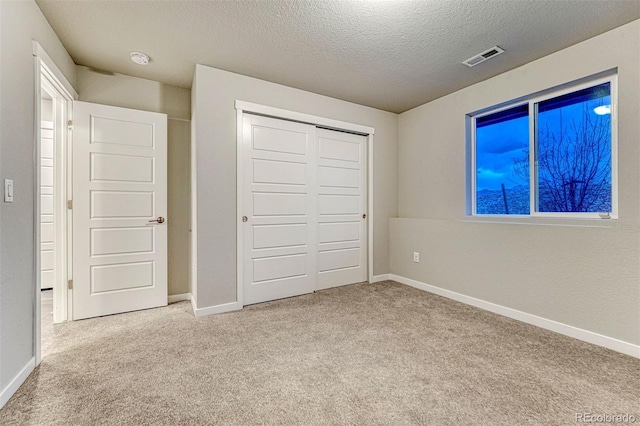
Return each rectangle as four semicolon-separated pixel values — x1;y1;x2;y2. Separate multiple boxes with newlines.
475;105;530;214
536;82;611;213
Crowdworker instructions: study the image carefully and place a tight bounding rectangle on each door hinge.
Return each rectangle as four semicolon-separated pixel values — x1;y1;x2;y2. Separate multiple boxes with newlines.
67;200;72;210
67;279;73;290
67;120;73;129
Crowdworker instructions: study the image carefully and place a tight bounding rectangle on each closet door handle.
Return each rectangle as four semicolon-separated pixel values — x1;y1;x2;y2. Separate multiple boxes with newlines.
362;214;367;219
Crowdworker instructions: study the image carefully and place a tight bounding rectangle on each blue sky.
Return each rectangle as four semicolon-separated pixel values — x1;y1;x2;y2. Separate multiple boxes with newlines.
476;115;528;191
475;92;611;192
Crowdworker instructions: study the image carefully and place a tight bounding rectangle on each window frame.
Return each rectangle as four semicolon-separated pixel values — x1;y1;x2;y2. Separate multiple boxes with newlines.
469;74;618;219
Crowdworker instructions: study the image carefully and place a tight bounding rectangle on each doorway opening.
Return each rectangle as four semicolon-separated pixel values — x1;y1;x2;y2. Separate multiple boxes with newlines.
39;86;55;354
34;42;77;364
34;43;169;363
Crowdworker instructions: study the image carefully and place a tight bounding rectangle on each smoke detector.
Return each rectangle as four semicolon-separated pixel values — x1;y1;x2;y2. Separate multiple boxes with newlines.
130;51;150;65
463;46;505;67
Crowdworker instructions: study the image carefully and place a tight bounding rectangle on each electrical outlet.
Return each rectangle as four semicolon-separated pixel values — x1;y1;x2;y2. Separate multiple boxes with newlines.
413;252;420;263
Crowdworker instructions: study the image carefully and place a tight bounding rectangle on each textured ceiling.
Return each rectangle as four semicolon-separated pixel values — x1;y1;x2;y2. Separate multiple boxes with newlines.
36;0;640;113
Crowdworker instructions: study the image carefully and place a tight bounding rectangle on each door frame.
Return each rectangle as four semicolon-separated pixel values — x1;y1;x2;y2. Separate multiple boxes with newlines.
234;101;375;308
33;42;77;366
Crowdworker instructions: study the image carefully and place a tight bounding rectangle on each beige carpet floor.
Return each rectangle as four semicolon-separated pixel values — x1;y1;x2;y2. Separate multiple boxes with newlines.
1;281;639;425
40;290;54;356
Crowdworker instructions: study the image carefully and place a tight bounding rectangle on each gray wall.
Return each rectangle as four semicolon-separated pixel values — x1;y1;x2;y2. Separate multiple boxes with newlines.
192;65;398;308
76;66;192;296
392;21;640;345
0;0;76;395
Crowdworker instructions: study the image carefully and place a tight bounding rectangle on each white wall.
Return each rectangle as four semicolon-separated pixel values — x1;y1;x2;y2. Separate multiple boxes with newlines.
75;66;190;120
76;66;192;296
192;65;398;309
393;21;640;346
0;0;76;403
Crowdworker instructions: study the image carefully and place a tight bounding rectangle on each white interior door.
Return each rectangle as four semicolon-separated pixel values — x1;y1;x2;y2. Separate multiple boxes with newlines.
72;101;167;320
242;114;317;305
316;128;367;289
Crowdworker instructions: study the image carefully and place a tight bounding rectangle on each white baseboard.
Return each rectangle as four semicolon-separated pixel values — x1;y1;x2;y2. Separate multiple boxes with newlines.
389;274;640;359
168;293;191;304
0;357;35;409
191;298;241;317
371;274;392;283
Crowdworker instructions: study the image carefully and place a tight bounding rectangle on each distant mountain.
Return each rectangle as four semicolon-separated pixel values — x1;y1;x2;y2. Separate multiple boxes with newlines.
477;183;611;214
477;184;527;195
476;185;529;215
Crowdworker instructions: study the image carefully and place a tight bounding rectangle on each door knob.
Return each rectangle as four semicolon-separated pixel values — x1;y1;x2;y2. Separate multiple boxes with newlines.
242;216;248;222
148;217;165;224
362;214;367;219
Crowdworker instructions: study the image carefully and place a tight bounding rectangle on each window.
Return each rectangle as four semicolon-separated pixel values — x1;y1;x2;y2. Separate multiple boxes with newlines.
470;75;616;218
475;104;530;214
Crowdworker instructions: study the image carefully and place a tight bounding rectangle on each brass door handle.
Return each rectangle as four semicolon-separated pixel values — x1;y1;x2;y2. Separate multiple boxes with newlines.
242;216;248;222
148;217;165;224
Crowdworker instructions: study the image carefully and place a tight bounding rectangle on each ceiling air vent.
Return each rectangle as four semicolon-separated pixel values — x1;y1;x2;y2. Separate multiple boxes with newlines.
462;46;505;67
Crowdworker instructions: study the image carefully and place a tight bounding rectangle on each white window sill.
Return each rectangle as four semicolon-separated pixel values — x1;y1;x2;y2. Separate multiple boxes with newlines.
461;215;618;228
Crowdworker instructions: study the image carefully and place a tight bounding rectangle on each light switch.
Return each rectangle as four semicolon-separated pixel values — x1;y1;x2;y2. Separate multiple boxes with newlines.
4;179;14;203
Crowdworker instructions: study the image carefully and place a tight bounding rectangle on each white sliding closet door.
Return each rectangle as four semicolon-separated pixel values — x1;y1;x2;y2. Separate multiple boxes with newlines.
316;128;367;289
242;115;317;305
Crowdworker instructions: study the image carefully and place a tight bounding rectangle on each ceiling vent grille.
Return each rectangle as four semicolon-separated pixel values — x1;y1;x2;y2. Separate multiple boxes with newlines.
462;46;505;67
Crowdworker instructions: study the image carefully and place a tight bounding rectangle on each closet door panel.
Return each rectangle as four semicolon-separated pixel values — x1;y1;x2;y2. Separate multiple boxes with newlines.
242;115;317;305
316;129;368;290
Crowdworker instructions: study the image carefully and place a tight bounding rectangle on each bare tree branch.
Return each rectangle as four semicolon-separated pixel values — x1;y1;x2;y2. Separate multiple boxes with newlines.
513;105;611;212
